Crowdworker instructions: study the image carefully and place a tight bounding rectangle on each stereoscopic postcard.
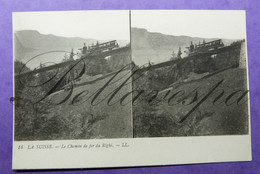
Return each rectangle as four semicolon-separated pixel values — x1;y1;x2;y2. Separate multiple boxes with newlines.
12;10;251;169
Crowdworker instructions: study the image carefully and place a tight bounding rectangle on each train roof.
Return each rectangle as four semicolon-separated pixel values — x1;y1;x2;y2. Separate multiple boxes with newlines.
98;40;117;45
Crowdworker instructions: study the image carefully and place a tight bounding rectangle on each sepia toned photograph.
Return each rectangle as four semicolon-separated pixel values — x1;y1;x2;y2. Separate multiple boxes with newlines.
13;10;250;140
131;10;249;137
13;11;132;141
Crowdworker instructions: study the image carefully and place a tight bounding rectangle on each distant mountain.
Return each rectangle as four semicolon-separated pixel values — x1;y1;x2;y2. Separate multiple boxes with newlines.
14;30;98;50
14;30;129;69
14;29;236;69
131;27;235;66
14;34;35;59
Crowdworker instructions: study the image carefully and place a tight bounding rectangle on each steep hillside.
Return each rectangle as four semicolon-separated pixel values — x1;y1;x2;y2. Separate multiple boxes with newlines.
134;67;249;137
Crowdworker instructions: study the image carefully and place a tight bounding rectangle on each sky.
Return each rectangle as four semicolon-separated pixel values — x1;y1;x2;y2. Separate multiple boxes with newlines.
13;10;130;41
13;10;246;40
131;10;246;40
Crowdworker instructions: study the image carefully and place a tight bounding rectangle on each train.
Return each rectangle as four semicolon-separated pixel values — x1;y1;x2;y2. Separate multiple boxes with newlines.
79;40;119;56
187;39;224;56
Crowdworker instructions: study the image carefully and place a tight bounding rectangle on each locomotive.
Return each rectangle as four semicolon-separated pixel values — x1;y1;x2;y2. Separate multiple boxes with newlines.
79;40;119;56
187;39;224;56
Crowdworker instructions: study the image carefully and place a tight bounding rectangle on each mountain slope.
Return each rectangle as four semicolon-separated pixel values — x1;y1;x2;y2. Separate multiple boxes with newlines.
15;30;96;50
131;27;235;66
14;30;129;69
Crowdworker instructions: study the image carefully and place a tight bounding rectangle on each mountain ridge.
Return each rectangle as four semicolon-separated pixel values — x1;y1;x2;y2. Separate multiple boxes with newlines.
14;29;237;68
14;30;129;68
131;27;236;65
